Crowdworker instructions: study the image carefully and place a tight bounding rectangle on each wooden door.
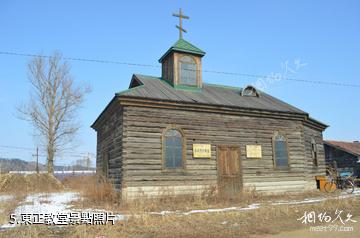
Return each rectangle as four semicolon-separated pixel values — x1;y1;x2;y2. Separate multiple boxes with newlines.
217;146;242;197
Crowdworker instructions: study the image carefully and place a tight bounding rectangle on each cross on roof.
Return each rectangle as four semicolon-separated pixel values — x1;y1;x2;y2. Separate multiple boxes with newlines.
172;8;189;39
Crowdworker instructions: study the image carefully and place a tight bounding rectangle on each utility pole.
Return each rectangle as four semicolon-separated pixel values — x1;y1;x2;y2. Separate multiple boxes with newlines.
32;147;39;174
36;147;39;173
86;153;91;170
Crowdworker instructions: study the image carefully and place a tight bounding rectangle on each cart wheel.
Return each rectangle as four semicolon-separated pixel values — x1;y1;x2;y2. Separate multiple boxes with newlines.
344;180;355;194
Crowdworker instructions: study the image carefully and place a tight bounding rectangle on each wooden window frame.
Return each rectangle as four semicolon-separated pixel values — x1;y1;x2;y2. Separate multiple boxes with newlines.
272;131;291;170
178;55;198;87
161;125;187;173
241;85;259;97
311;138;318;166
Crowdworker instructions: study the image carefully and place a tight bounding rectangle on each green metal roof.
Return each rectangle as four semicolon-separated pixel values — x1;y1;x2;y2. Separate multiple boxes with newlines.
159;38;206;62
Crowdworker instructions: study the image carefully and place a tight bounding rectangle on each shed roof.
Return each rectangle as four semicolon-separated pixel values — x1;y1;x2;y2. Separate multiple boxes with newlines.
117;74;307;114
324;140;360;157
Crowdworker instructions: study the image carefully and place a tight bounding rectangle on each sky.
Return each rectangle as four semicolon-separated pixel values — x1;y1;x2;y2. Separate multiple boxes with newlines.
0;0;359;166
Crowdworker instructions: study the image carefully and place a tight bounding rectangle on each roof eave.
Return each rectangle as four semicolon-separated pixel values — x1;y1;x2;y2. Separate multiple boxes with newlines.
91;95;118;130
305;117;329;131
158;48;206;63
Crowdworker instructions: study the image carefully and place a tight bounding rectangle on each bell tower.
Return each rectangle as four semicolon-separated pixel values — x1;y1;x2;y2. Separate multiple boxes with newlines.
159;9;206;89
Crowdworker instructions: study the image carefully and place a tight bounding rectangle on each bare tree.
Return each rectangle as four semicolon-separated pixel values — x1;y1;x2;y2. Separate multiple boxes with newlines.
18;52;90;174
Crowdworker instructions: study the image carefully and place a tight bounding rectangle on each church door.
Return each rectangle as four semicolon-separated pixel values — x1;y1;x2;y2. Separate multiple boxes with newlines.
217;146;242;197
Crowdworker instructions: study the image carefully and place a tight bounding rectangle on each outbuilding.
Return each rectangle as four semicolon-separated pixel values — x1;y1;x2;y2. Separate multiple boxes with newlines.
324;140;360;178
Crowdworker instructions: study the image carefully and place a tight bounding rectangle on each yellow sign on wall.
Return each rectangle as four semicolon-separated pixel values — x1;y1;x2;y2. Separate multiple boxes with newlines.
246;145;262;158
193;144;211;158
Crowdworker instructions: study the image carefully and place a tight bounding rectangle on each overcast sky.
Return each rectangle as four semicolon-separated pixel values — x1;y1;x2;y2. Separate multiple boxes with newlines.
0;0;359;166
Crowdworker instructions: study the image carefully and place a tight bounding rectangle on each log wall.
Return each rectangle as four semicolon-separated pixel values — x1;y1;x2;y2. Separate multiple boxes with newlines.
119;105;326;198
303;125;326;188
95;103;123;190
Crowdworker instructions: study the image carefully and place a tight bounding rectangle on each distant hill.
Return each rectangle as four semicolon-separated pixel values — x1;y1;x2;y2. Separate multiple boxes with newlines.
0;158;95;172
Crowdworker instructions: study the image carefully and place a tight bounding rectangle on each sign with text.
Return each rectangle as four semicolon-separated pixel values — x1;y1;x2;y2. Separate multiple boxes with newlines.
246;145;262;158
193;144;211;158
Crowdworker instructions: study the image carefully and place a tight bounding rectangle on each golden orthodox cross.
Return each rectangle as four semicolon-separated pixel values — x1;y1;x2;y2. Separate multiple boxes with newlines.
172;8;189;39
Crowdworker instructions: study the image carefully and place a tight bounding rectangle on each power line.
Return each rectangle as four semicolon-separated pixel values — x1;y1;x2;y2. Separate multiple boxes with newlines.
202;70;360;88
0;151;92;159
1;50;359;88
0;145;33;151
0;51;159;69
0;145;95;157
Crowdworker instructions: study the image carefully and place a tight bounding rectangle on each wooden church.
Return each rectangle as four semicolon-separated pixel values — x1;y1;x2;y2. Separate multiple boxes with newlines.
91;9;328;199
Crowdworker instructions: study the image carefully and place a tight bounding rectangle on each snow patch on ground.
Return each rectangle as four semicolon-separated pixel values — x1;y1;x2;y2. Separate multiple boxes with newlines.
149;203;261;216
0;192;79;229
271;197;327;206
183;203;260;215
14;192;79;215
0;195;13;202
0;192;127;230
0;195;15;217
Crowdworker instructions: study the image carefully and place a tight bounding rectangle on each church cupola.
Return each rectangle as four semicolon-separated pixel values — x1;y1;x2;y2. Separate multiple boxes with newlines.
159;9;206;89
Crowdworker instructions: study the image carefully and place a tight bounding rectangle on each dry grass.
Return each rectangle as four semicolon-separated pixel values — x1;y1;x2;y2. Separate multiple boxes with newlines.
121;186;260;213
0;196;24;224
0;225;69;237
65;175;342;214
69;197;360;238
65;177;262;213
61;177;360;237
0;173;63;194
81;181;324;212
1;175;358;238
63;175;120;210
1;196;358;238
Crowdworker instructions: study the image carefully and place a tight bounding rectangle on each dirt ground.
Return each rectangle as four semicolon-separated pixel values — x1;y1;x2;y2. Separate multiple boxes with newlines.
259;216;360;238
1;175;359;238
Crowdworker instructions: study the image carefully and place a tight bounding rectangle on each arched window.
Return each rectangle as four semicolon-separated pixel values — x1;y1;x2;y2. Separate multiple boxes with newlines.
273;133;289;168
179;56;197;86
242;86;259;97
311;138;318;166
163;128;184;170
